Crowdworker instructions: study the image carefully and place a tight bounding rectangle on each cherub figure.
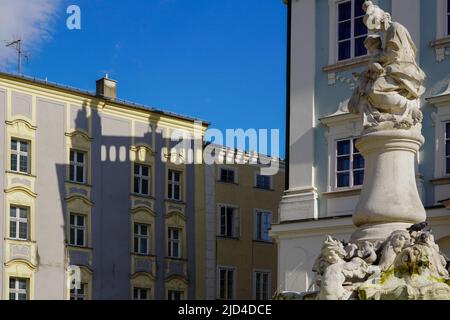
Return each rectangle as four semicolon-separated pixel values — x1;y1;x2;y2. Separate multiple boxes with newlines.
316;236;373;300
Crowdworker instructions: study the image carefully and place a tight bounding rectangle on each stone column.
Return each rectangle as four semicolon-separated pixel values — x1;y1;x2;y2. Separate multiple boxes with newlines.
350;129;426;242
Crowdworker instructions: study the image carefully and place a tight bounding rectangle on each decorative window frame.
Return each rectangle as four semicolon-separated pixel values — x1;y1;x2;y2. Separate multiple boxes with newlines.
254;172;273;190
66;266;92;300
130;144;155;198
5;187;36;243
432;0;450;62
325;0;376;80
319;101;363;192
165;212;186;259
165;275;188;300
217;203;240;239
253;269;272;300
217;265;236;300
166;165;185;203
131;207;156;256
131;273;155;300
66;195;93;249
3;262;35;300
217;165;238;184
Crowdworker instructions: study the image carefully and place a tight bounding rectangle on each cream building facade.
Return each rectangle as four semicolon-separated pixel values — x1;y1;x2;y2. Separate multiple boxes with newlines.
0;72;208;300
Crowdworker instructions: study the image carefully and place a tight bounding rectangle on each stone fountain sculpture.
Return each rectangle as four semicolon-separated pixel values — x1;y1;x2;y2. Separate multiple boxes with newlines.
310;1;450;300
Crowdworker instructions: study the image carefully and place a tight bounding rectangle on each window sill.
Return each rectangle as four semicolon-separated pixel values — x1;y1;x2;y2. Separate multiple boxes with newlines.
131;252;156;258
66;180;92;188
253;239;274;245
217;236;240;240
323;56;370;73
217;180;239;186
165;257;187;262
253;186;274;192
6;170;36;178
165;198;186;205
5;238;36;243
430;176;450;186
131;193;155;200
430;36;450;48
66;244;93;251
323;187;362;199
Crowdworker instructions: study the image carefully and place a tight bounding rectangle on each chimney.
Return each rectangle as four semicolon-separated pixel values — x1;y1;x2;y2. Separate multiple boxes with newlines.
96;74;117;100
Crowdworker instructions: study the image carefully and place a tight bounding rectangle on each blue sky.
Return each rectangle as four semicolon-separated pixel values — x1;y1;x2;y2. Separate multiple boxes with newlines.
1;0;287;157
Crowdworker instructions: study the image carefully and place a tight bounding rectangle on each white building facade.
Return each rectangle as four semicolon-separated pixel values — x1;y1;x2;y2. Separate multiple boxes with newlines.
272;0;450;293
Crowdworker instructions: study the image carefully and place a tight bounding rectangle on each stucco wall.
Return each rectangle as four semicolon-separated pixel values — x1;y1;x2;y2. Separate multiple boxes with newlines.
0;88;5;295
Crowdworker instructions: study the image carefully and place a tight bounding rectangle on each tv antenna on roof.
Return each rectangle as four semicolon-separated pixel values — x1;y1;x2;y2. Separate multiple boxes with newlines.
4;39;30;74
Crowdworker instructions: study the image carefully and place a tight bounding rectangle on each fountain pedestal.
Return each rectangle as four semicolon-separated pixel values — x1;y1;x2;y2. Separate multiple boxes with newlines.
350;129;426;242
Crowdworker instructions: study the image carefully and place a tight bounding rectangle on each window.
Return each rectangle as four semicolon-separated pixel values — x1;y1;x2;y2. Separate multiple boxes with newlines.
255;174;272;190
219;205;237;238
446;122;450;174
133;287;150;300
11;139;29;173
70;283;87;300
134;164;150;196
220;168;235;183
255;272;271;300
69;214;86;247
336;139;364;188
168;228;181;258
9;278;28;300
69;150;86;183
168;170;181;200
168;290;183;300
134;223;149;255
255;211;272;242
337;0;367;61
218;267;234;300
10;206;29;240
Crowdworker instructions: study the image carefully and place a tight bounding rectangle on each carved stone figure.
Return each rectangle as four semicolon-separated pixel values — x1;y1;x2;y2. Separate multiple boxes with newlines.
348;0;426;132
307;228;450;300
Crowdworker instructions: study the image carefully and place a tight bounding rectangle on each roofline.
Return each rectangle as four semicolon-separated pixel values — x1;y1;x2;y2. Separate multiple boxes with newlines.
0;71;210;126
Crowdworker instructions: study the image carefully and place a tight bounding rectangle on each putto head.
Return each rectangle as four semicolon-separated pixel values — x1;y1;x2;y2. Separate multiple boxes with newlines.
363;1;391;31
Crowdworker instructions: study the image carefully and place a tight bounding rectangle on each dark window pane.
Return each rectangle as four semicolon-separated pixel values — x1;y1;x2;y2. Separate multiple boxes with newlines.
221;211;226;235
70;228;75;244
134;177;139;193
174;185;180;200
448;0;450;13
142;166;149;177
19;279;27;290
140;238;147;254
227;271;234;299
174;172;180;182
11;154;17;171
446;141;450;157
338;1;351;21
168;183;173;199
338;20;351;40
141;225;148;235
10;221;16;238
69;165;75;181
353;154;365;169
337;140;351;155
141;289;147;300
70;151;74;162
338;40;351;61
354;170;365;186
76;166;84;182
446;123;450;139
337;173;350;188
355;0;366;16
20;208;27;218
19;156;28;172
10;207;16;218
134;164;140;175
141;179;149;195
226;211;233;237
447;158;450;174
337;156;350;171
77;152;84;163
355;36;368;57
20;142;28;153
77;216;85;226
76;230;84;246
134;237;139;252
70;214;75;225
354;17;367;36
19;222;27;239
11;140;17;151
18;293;27;300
